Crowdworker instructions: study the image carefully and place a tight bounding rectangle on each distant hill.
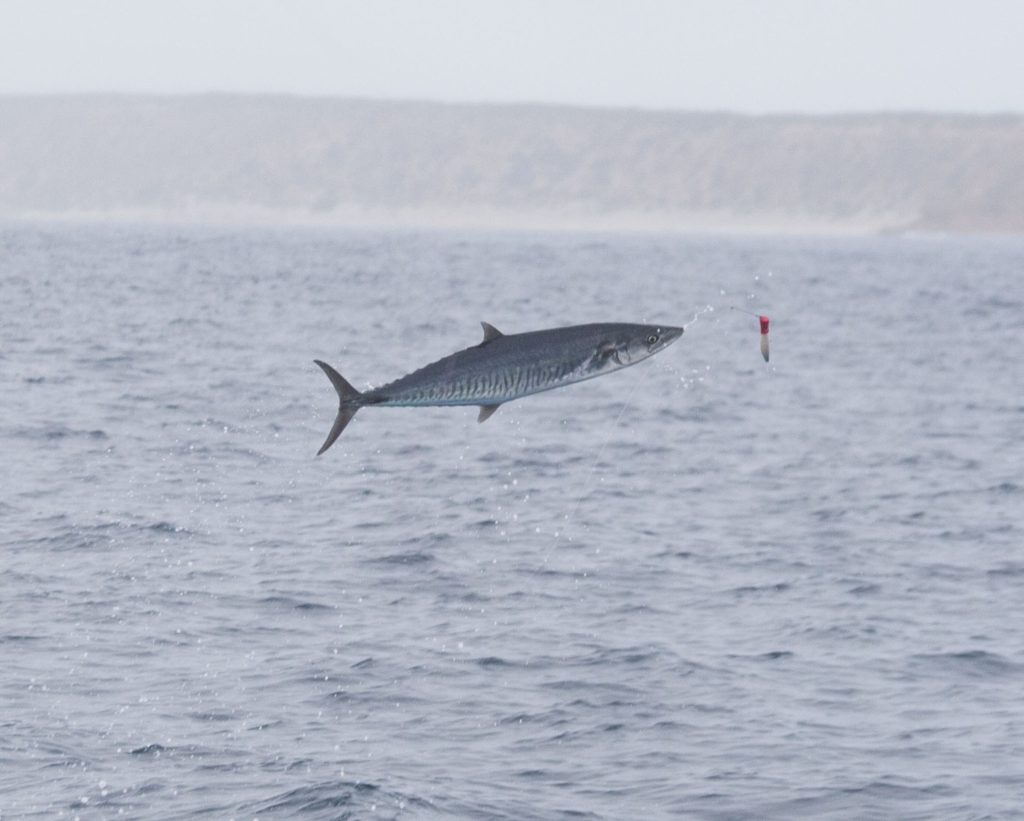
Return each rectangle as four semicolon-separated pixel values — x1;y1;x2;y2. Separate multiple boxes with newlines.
2;94;1022;234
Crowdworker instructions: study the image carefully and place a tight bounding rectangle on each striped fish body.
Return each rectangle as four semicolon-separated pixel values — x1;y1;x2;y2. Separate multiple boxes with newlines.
366;323;651;407
313;321;683;454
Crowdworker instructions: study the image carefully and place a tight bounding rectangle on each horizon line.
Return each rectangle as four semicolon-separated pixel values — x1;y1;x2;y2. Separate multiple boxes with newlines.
1;90;1022;120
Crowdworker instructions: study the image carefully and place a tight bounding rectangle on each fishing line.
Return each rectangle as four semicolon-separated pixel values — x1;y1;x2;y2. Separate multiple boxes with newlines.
728;306;759;318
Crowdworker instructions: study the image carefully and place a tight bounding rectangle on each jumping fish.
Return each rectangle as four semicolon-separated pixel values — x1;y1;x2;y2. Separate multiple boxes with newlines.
314;321;684;454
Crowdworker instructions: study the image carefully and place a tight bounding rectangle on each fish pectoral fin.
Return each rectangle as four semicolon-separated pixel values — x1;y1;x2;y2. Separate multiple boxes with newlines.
597;343;622;366
477;404;501;423
480;322;504;345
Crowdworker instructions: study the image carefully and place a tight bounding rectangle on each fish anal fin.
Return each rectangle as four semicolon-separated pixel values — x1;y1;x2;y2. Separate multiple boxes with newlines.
477;404;501;423
480;322;504;345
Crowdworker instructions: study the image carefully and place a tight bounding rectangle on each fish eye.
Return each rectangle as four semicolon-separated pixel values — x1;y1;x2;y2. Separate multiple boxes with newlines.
647;334;659;345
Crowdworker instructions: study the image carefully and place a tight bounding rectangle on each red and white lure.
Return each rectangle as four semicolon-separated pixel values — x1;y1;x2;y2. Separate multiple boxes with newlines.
758;314;770;362
731;307;771;362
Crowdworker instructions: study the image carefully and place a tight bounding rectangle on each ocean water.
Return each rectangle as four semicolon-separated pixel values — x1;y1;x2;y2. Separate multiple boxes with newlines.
1;223;1022;820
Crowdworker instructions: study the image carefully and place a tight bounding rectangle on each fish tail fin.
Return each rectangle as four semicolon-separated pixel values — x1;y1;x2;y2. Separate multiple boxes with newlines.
314;359;363;455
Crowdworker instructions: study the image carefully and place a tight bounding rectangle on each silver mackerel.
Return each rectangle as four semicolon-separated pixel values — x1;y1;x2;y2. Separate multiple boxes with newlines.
314;321;683;454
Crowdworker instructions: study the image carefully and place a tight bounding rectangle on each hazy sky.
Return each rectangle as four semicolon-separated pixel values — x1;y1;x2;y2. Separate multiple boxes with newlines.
2;0;1023;112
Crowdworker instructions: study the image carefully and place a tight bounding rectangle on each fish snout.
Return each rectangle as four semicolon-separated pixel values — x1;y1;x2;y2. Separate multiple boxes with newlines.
661;325;685;346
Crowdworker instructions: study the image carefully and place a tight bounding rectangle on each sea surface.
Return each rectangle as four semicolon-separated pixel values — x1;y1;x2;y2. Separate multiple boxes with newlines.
2;224;1023;819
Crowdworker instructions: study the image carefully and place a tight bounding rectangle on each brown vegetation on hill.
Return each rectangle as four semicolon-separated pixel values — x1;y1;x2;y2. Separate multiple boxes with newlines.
2;95;1022;234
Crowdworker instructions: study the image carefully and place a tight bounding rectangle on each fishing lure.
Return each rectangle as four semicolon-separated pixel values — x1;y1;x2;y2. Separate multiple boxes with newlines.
731;307;770;362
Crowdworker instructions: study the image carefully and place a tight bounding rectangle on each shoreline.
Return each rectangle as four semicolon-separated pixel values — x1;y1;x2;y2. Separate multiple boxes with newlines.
2;204;927;238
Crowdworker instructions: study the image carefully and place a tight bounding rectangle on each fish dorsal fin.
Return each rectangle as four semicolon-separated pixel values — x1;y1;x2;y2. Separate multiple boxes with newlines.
477;404;501;423
480;322;504;345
